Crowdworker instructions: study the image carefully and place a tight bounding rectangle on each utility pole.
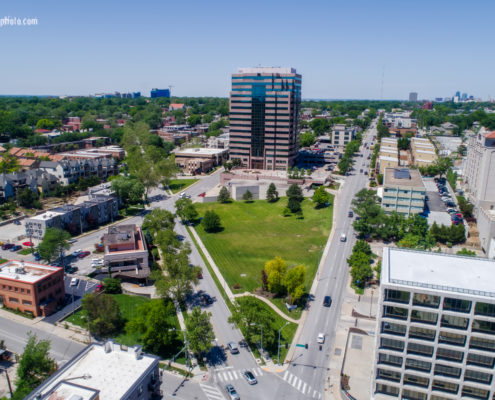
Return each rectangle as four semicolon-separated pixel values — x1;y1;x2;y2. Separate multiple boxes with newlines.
0;368;13;398
278;322;290;365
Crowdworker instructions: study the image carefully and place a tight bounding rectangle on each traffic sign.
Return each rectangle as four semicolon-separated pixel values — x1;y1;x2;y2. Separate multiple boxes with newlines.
296;344;306;348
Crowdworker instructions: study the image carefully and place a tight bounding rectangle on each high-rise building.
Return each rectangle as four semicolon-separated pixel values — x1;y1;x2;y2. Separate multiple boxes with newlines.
150;88;170;98
409;92;418;102
372;247;495;400
229;67;301;170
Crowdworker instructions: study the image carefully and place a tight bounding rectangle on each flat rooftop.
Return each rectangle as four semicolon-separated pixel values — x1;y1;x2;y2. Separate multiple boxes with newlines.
384;167;424;187
237;67;296;74
175;147;227;156
0;260;61;284
28;210;65;220
28;342;158;400
383;247;495;298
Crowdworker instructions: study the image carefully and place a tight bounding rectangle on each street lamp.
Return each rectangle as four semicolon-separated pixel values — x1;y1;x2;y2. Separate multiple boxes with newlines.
169;328;189;373
278;321;290;365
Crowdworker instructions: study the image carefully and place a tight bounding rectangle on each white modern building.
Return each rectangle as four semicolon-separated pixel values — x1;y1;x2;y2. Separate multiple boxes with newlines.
373;247;495;400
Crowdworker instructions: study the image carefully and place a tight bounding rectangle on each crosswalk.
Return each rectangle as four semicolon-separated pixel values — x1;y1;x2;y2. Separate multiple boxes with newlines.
200;383;225;400
281;370;322;399
215;366;264;382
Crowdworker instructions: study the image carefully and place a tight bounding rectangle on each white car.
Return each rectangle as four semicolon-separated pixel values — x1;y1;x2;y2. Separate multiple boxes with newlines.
340;233;347;242
317;333;325;344
70;278;79;287
91;259;104;266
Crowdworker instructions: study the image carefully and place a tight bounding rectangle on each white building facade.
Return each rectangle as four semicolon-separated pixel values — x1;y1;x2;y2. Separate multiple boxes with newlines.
373;247;495;400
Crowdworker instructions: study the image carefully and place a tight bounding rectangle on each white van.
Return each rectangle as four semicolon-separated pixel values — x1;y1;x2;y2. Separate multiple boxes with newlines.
340;233;347;242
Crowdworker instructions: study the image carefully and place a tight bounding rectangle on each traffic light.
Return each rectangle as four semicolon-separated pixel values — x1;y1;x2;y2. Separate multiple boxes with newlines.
305;343;308;349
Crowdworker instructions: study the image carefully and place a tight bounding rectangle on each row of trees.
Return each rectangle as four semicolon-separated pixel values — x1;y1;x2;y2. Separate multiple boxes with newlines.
347;240;374;289
337;138;362;175
261;257;307;305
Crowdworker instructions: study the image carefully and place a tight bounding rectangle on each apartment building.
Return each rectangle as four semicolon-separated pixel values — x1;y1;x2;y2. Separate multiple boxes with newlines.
174;147;228;175
464;128;495;257
229;67;301;170
331;124;357;148
103;224;149;281
377;138;399;174
26;341;161;400
0;260;65;317
381;168;425;215
39;158;118;186
373;247;495;400
411;137;438;167
25;195;118;239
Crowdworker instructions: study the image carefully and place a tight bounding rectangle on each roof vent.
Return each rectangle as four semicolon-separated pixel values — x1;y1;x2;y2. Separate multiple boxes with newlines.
104;340;113;353
134;345;142;360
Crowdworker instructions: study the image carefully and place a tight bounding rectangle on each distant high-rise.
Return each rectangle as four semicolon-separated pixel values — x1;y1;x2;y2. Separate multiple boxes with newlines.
229;67;301;170
408;92;418;102
455;90;461;98
150;88;170;98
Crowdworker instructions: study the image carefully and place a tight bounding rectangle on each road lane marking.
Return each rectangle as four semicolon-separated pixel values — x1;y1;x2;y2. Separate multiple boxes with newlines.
296;378;302;391
232;370;238;380
313;389;318;398
283;370;289;380
302;382;307;394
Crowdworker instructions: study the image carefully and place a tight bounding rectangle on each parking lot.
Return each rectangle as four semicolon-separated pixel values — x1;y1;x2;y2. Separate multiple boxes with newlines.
423;177;461;227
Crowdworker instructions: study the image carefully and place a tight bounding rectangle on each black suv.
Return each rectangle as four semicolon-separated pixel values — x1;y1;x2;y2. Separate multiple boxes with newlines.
323;296;332;307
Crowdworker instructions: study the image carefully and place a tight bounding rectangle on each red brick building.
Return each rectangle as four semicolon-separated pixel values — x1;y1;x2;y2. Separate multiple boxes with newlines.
0;260;65;317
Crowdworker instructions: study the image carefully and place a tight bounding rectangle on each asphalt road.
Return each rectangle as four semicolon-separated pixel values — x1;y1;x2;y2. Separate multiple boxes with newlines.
274;122;377;399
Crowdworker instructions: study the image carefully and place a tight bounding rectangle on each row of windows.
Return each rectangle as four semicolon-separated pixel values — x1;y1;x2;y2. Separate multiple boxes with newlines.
2;285;32;294
384;289;495;316
376;383;491;400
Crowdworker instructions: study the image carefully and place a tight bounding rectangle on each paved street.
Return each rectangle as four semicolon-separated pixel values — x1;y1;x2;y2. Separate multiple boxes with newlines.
274;121;377;399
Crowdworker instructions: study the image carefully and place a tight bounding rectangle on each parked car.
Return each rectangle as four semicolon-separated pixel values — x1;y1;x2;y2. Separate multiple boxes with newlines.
10;245;22;252
2;243;14;250
13;220;21;225
70;278;79;287
78;251;90;258
95;284;104;292
323;296;332;307
225;384;240;400
68;239;77;244
227;341;239;354
348;210;353;217
34;252;41;261
66;266;78;274
22;241;33;247
242;370;257;385
72;249;83;257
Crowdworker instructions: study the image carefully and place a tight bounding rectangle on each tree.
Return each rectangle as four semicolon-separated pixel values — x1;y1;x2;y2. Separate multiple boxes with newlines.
458;197;474;218
309;118;330;136
300;131;316;147
102;278;122;294
228;296;276;347
398;137;410;150
353;240;373;256
288;197;302;213
284;265;306;304
15;333;57;398
312;186;330;208
175;198;199;223
0;153;20;174
81;293;123;337
242;190;253;202
286;184;303;202
38;227;71;263
16;187;42;209
111;175;145;207
186;114;201;126
35;118;57;130
348;251;372;288
153;243;200;303
185;306;215;357
265;257;287;295
202;210;222;232
218;186;231;203
266;183;279;202
143;209;175;238
126;300;176;355
261;269;268;291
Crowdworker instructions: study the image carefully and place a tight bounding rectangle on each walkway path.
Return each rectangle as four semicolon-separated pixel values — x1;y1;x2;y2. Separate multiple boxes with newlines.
233;292;299;324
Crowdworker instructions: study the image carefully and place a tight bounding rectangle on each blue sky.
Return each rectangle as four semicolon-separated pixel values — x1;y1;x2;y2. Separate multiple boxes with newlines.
2;0;494;99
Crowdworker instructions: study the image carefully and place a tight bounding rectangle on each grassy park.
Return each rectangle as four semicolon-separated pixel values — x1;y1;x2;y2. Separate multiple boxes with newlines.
168;178;199;193
195;196;333;294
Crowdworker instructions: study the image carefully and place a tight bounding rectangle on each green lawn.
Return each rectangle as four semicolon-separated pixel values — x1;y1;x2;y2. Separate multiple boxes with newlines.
195;197;333;294
168;179;199;193
66;294;182;356
18;248;33;255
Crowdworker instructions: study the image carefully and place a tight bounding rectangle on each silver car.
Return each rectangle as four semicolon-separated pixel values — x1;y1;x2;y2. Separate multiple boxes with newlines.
225;384;240;400
242;370;257;385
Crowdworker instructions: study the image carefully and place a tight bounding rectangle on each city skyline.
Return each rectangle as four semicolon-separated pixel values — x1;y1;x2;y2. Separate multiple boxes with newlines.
2;0;495;99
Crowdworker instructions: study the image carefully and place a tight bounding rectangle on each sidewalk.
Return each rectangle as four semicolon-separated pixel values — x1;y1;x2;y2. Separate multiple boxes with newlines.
233;292;299;324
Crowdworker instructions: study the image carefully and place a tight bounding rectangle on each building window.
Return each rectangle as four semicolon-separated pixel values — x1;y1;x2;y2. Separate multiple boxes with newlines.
474;302;495;317
376;368;401;383
403;374;429;388
384;289;410;304
472;319;495;335
431;380;459;395
407;343;434;357
381;322;406;337
466;353;494;368
461;385;489;400
443;297;471;313
378;353;402;367
375;383;399;396
402;389;427;400
380;337;405;352
8;297;19;303
411;310;438;325
469;336;495;352
405;358;431;373
438;331;466;347
434;364;461;378
383;305;408;320
440;315;468;330
436;347;464;363
464;369;492;385
412;293;440;308
409;326;436;341
22;300;32;306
